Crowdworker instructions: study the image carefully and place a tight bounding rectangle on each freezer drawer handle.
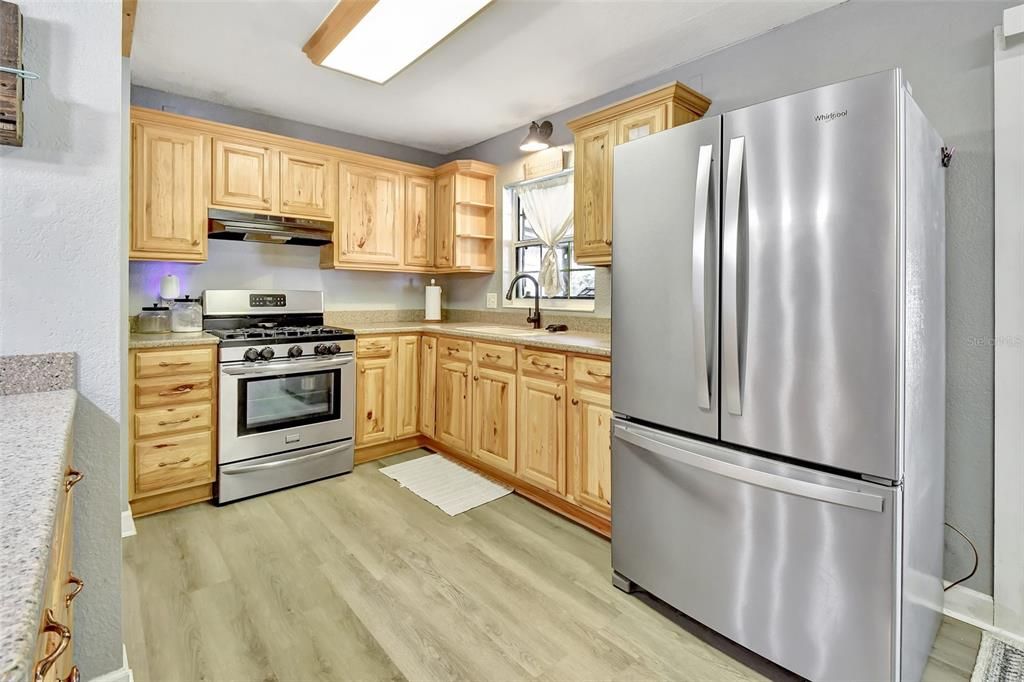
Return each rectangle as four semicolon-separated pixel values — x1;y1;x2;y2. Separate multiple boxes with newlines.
614;425;884;513
222;442;353;475
691;144;714;410
723;136;745;416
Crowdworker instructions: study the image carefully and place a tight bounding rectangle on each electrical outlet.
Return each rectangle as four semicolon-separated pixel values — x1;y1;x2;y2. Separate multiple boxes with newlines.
486;293;498;309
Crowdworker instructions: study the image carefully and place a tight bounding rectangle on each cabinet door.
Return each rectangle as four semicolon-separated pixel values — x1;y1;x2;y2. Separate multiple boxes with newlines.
434;173;454;268
339;163;402;265
569;384;612;517
356;355;395;446
395;335;419;438
472;367;516;473
131;122;206;260
280;150;334;219
404;175;434;268
517;375;566;494
616;104;668;145
211;137;275;211
574;122;614;264
419;336;437;438
436;358;471;453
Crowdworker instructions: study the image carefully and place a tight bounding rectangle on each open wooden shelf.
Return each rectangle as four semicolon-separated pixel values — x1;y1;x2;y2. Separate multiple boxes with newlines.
455;201;494;209
455;233;495;240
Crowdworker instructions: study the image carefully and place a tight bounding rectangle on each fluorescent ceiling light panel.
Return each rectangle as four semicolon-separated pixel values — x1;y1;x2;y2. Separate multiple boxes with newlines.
309;0;492;84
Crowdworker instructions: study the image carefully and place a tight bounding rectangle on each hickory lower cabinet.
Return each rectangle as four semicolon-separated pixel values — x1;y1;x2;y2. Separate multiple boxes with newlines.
129;344;218;517
354;331;612;535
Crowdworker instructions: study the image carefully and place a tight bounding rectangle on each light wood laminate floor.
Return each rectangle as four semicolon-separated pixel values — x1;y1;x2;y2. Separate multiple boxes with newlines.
123;449;980;681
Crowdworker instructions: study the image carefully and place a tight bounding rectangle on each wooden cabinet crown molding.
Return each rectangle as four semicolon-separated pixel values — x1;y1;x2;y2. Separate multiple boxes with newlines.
566;81;712;132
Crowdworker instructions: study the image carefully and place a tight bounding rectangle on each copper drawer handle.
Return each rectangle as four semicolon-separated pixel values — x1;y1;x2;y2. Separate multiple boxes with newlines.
158;456;191;468
65;573;84;607
530;358;552;369
33;609;71;682
158;415;194;426
64;469;83;492
586;369;611;379
158;361;191;367
158;385;194;396
484;353;502;360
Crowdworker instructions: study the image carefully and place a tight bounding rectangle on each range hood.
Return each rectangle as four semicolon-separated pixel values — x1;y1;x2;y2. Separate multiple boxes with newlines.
208;209;333;247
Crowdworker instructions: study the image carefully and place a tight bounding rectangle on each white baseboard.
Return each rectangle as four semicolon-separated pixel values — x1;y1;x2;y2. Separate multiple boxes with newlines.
121;510;136;538
943;584;1024;646
87;644;133;682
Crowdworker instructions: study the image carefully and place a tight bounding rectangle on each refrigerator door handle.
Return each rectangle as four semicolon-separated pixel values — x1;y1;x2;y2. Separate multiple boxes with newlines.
691;144;714;410
723;136;745;416
613;424;885;513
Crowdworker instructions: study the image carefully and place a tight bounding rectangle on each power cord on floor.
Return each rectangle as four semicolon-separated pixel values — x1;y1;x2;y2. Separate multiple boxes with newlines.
944;522;978;592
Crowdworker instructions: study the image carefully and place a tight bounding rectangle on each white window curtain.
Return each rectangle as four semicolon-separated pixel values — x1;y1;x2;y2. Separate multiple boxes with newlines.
515;174;574;296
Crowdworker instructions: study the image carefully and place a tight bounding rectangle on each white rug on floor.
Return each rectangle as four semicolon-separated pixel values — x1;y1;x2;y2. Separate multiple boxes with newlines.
379;454;513;516
972;631;1024;682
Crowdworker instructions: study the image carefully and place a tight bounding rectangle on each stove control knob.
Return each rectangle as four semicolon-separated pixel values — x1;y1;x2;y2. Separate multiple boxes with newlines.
288;345;303;359
329;343;341;355
314;343;329;356
259;347;275;361
243;347;260;362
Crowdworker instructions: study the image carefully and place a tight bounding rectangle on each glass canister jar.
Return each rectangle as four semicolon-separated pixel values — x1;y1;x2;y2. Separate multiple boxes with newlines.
170;296;203;333
137;303;171;334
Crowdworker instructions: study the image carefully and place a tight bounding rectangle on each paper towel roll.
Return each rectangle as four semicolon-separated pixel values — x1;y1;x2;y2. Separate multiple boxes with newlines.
160;274;181;301
425;279;442;321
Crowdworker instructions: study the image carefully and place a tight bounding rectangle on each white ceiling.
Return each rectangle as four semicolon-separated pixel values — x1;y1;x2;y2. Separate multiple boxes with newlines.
132;0;840;154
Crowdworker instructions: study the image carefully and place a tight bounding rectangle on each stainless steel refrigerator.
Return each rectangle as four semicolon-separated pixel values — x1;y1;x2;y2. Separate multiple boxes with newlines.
610;69;945;682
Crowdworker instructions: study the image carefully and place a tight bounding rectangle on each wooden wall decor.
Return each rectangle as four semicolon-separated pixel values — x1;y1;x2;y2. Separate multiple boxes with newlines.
0;0;24;147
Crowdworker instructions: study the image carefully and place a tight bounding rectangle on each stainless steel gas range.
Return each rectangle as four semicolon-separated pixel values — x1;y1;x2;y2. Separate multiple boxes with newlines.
203;290;356;504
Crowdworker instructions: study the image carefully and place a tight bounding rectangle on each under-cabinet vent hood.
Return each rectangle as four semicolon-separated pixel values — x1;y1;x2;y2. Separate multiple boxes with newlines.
208;209;333;247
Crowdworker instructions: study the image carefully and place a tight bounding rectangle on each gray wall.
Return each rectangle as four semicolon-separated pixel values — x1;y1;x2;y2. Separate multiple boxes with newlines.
448;0;1006;594
132;85;445;168
0;1;125;677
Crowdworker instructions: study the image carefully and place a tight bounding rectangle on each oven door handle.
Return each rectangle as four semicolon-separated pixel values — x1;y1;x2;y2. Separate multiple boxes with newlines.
222;442;353;474
221;356;353;377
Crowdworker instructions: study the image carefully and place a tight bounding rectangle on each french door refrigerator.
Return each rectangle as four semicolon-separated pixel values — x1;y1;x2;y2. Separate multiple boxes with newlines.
610;69;945;682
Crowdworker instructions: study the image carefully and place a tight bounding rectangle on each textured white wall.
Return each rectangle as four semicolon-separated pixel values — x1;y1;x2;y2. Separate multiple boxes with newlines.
0;1;124;678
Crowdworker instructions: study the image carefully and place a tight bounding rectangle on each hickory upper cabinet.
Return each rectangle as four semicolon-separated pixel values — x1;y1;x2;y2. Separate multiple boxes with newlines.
334;162;403;267
131;121;207;261
210;137;275;212
279;149;335;219
567;82;711;265
404;174;434;268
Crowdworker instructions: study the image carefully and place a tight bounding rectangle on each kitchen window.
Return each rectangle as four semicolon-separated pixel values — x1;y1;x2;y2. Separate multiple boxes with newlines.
507;172;594;309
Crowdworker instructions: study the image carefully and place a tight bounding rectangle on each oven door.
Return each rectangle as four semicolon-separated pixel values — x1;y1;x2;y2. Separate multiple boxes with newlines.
219;355;355;464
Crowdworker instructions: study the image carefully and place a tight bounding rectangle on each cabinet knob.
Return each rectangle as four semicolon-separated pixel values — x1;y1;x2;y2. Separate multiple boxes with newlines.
360;367;366;373
571;398;579;405
473;376;479;381
554;394;562;401
603;239;612;246
192;240;200;247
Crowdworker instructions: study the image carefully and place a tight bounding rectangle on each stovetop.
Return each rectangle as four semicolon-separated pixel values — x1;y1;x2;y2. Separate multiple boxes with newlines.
207;325;350;342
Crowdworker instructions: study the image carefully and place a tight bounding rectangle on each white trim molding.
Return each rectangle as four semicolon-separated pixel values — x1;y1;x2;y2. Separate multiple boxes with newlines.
993;9;1024;640
86;644;133;682
121;510;136;538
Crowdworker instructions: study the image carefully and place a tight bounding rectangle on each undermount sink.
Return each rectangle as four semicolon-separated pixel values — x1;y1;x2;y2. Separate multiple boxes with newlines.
454;325;545;337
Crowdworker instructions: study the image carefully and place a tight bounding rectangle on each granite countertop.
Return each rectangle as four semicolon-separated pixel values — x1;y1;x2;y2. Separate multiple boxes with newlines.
349;321;611;357
129;331;220;349
0;389;77;682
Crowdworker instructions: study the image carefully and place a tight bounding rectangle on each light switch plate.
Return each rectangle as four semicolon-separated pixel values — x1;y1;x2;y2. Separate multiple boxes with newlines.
486;293;498;308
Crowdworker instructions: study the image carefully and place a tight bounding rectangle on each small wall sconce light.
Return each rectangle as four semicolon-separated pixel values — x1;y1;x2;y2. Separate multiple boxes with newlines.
520;120;553;152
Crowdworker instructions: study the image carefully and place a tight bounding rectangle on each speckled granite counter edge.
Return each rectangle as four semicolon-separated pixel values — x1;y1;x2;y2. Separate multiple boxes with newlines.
0;353;75;396
129;332;221;349
0;389;77;682
348;323;610;357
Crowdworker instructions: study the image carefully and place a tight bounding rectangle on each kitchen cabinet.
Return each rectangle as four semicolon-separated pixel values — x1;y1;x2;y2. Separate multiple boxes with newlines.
436;341;472;454
568;357;612;518
395;335;419;439
130;121;206;261
517;374;567;494
279;149;334;219
337;163;403;266
567;82;711;265
210;137;274;212
472;343;517;473
433;160;498;272
418;336;437;438
404;175;434;268
433;173;454;269
129;344;217;516
356;337;396;447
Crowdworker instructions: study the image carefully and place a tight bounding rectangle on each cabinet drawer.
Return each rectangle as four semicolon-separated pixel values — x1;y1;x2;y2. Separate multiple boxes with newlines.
572;357;611;391
135;404;213;438
135;374;214;409
438;337;472;363
519;348;566;379
474;341;516;371
135;347;214;379
357;336;395;358
135;430;214;494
